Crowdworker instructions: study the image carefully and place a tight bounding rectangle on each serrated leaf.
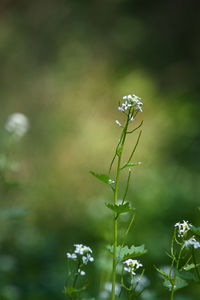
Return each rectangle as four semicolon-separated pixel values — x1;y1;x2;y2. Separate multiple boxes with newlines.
189;225;200;236
90;171;115;190
163;276;188;291
107;244;147;261
176;270;196;281
155;266;171;280
105;202;135;215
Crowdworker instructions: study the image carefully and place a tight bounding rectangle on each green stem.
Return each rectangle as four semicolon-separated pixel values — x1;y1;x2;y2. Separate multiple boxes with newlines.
170;243;184;300
111;118;129;300
111;154;122;300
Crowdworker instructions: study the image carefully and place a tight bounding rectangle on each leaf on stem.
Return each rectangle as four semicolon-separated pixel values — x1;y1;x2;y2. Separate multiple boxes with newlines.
163;277;188;291
176;270;196;281
64;285;87;295
120;162;142;171
183;263;200;271
154;267;171;280
107;244;147;261
90;171;114;189
105;202;135;215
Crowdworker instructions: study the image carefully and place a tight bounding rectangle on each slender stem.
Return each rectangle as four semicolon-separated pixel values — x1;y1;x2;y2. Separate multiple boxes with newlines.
170;243;184;300
72;261;81;288
111;154;122;300
111;118;129;300
121;214;135;248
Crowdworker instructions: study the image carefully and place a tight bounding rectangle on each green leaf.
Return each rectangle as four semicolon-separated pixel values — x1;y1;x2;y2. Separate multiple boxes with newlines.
89;171;115;191
64;286;79;295
121;162;142;170
64;284;87;295
154;266;171;280
183;263;200;271
189;225;200;236
176;270;196;281
107;244;147;261
105;202;135;215
163;276;188;291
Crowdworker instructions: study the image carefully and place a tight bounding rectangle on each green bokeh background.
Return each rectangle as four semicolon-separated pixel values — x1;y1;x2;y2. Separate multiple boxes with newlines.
0;0;200;299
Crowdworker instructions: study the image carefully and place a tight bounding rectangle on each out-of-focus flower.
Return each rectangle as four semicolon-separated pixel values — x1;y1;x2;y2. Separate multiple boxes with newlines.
115;120;122;127
5;113;29;138
132;275;150;292
123;259;143;275
99;281;121;298
184;236;200;249
118;94;143;113
175;220;191;237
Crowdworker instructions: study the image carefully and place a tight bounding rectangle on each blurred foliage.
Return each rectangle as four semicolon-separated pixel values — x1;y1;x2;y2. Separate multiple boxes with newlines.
0;0;200;299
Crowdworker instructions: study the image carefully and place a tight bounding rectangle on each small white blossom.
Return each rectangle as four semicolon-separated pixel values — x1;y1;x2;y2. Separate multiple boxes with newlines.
78;269;85;276
118;106;124;112
108;179;115;184
123;259;143;276
66;253;77;260
5;113;29;138
119;94;143;113
184;236;200;249
74;244;92;255
128;114;134;122
82;253;94;264
115;120;122;127
175;220;191;237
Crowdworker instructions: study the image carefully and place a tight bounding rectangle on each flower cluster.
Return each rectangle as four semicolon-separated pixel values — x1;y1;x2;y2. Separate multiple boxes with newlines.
115;94;143;127
184;236;200;249
119;94;143;113
5;113;29;139
175;220;191;238
123;259;143;276
66;244;94;276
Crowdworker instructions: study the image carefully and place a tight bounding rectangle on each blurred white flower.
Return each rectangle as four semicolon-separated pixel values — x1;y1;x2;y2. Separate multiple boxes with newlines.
123;259;143;275
66;253;77;260
132;275;150;292
78;269;85;276
184;236;200;249
175;220;191;237
118;94;143;113
104;281;121;295
5;113;29;138
115;120;122;127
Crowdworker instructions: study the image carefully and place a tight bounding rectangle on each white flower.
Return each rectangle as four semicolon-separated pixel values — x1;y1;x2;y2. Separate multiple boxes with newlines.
175;220;191;237
118;106;124;112
82;253;94;264
78;269;85;276
5;113;29;138
66;253;77;260
128;114;134;122
74;244;92;255
119;94;143;113
123;259;143;275
108;179;115;184
184;236;200;249
115;120;122;127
